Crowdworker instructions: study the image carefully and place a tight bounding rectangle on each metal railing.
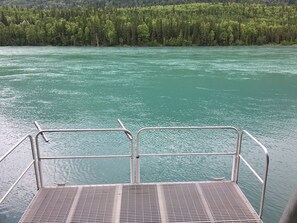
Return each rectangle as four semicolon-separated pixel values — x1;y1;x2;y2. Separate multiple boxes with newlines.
237;130;270;218
135;126;240;184
0;135;37;204
135;126;269;219
0;123;269;219
34;120;134;188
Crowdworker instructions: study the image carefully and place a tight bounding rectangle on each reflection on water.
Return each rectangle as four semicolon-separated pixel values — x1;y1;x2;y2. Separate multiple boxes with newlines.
0;46;297;222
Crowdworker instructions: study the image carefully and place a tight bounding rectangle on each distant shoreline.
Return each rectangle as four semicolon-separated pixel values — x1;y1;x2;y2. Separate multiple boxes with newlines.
1;3;297;46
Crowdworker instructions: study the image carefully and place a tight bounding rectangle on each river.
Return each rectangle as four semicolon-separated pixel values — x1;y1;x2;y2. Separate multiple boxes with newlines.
0;46;297;222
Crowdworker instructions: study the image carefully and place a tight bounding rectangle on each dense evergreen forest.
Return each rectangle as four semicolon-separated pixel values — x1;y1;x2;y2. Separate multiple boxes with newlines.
1;3;297;46
1;0;296;8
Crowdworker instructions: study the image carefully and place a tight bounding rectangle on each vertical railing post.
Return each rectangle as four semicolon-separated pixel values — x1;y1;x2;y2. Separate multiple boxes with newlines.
135;131;141;184
129;139;134;184
259;150;269;218
136;156;140;184
117;119;134;184
232;130;243;183
35;133;43;188
28;135;41;190
34;121;49;188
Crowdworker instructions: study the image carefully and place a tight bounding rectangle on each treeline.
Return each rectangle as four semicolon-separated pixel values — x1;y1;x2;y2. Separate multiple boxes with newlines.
1;3;297;46
1;0;297;8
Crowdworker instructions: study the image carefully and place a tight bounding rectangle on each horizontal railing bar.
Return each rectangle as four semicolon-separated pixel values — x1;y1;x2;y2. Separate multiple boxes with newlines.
0;160;35;204
138;126;239;132
239;155;263;184
37;128;131;133
0;135;31;163
40;155;131;160
139;152;235;157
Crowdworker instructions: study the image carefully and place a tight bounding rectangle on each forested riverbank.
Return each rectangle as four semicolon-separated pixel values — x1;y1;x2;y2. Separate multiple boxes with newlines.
1;3;297;46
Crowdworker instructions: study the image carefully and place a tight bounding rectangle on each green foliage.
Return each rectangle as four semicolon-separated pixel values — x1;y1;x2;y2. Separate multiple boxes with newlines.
0;3;297;46
137;23;149;44
0;0;296;8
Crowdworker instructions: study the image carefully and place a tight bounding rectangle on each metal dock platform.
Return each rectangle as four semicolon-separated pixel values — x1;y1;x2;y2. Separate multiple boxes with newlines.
0;120;269;223
20;182;261;223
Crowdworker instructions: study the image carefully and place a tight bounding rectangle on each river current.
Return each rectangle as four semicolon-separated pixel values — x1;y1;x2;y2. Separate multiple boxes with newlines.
0;46;297;222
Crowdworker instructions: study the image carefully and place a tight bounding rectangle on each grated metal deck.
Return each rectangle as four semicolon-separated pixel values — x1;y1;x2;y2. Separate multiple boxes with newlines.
20;182;262;223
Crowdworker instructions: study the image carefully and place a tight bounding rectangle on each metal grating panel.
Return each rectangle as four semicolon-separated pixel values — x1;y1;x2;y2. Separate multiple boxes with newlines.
199;182;261;222
20;187;77;223
71;185;116;222
120;184;161;223
162;183;210;222
19;182;262;223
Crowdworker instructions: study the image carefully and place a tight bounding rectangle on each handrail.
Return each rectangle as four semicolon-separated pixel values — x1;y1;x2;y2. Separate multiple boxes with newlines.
41;155;131;160
0;135;38;204
35;127;134;187
1;123;269;221
0;161;35;204
135;126;239;184
117;119;133;140
239;130;269;219
34;121;49;142
117;119;134;184
0;135;33;162
135;126;269;219
139;152;235;157
239;155;263;184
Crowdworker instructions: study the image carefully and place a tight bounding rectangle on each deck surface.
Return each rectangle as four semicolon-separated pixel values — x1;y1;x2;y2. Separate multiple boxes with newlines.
20;181;261;223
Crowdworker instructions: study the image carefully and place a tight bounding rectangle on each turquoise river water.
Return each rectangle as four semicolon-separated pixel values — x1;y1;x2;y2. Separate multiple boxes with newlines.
0;46;297;222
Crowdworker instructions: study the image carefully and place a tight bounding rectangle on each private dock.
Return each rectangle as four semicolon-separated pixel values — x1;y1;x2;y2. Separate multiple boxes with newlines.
1;120;269;223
